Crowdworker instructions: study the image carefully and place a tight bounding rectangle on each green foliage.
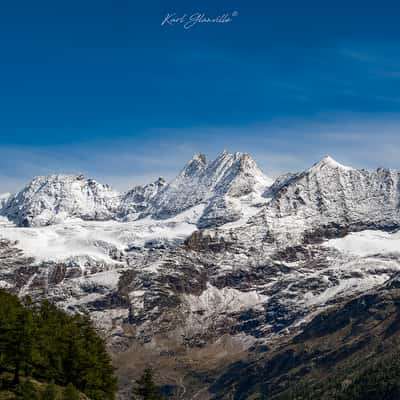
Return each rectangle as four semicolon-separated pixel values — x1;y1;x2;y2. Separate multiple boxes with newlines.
132;368;164;400
278;352;400;400
0;291;33;384
0;289;117;400
336;354;400;400
42;380;57;400
15;379;40;400
63;383;80;400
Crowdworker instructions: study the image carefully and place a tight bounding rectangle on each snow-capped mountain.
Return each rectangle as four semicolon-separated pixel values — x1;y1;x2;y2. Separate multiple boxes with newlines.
1;152;400;399
0;151;273;228
253;156;400;246
149;151;273;226
118;177;166;221
1;174;120;227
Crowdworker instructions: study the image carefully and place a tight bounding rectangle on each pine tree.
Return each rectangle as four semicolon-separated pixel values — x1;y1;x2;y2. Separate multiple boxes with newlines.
42;380;57;400
0;290;33;384
133;368;164;400
0;290;117;399
63;383;80;400
16;379;40;400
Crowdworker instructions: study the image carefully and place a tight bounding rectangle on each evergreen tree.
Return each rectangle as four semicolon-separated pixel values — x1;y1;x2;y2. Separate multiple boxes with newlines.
42;380;57;400
133;368;164;400
0;289;117;400
63;383;80;400
16;379;40;400
0;290;33;384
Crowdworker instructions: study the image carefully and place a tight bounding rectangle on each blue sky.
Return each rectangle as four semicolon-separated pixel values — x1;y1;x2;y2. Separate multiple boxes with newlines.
1;0;400;192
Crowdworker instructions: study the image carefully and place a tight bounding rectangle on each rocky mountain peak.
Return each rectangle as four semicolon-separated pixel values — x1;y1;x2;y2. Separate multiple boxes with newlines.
119;177;167;221
155;176;166;186
179;153;208;178
207;151;273;196
308;155;353;174
192;152;207;164
150;151;273;220
1;174;120;227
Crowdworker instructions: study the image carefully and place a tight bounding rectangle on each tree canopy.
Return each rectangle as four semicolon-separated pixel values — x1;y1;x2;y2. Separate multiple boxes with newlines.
0;289;117;400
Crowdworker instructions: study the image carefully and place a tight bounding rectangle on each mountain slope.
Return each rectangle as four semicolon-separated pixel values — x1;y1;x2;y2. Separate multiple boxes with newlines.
210;275;400;400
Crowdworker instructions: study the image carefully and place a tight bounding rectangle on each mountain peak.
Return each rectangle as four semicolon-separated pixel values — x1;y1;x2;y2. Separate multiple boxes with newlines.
155;177;166;185
192;153;207;164
180;153;208;178
215;150;248;161
310;156;353;172
2;173;120;226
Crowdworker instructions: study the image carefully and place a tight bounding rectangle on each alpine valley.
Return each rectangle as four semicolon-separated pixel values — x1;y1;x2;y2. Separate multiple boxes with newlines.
2;151;400;399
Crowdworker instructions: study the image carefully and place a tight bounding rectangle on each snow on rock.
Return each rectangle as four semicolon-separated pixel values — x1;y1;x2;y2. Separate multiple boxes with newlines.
0;207;201;264
0;219;124;264
1;174;120;227
184;284;268;315
151;151;273;226
0;193;11;210
0;152;273;231
326;230;400;257
118;177;166;221
149;153;209;219
308;155;354;174
3;152;400;360
252;156;400;247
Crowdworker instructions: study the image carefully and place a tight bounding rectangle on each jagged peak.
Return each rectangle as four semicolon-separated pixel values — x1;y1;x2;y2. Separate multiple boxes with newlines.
211;151;260;170
309;156;353;173
214;150;249;161
191;153;207;164
179;153;208;178
124;177;166;197
26;173;101;185
154;176;166;186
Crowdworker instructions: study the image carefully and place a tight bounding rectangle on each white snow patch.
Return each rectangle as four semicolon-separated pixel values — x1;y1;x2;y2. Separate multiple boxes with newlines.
77;270;122;289
326;230;400;257
0;206;202;264
303;274;390;306
184;284;267;315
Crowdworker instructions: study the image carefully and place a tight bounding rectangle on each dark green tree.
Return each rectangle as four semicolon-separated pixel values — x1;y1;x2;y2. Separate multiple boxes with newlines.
63;383;80;400
42;380;57;400
133;368;164;400
0;289;117;399
0;290;34;384
16;379;40;400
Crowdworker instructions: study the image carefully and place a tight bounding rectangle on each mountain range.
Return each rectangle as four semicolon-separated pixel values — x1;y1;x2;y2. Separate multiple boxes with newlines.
1;151;400;399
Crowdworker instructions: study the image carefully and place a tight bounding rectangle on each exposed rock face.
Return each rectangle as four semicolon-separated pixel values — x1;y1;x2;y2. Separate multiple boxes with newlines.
1;153;400;399
210;276;400;400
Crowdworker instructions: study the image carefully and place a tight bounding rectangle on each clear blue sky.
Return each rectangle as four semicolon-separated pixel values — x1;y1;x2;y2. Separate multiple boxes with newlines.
1;0;400;192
